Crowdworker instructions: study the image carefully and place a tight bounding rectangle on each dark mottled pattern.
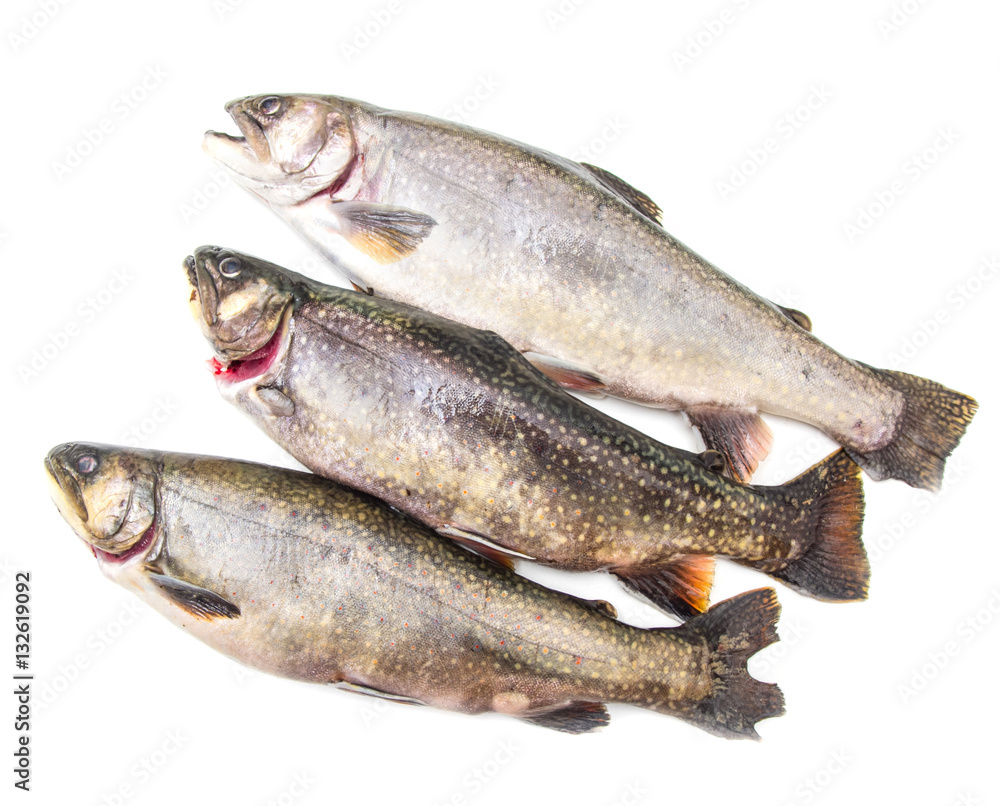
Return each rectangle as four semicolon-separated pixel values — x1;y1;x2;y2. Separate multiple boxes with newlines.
231;270;836;577
49;445;766;732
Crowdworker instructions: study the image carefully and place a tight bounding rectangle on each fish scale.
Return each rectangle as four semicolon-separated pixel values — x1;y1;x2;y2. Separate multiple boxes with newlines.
187;247;869;618
45;443;781;737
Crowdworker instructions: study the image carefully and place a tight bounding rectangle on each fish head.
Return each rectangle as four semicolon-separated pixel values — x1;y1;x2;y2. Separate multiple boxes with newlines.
45;443;159;566
203;94;356;205
184;246;296;385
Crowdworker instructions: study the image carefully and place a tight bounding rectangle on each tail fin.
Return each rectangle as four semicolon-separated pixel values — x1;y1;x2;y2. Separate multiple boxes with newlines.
742;449;869;602
849;368;977;492
674;588;784;740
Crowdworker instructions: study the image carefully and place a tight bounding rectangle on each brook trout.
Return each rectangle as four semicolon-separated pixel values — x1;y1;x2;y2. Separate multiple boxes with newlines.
203;93;976;490
45;443;784;738
185;246;868;619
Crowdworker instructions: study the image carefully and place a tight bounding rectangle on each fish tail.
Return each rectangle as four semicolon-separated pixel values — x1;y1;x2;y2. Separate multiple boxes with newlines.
664;588;784;739
743;449;869;602
849;369;977;492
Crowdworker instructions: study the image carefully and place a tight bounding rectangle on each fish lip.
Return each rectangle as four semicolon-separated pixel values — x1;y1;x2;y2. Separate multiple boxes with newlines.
225;102;271;163
187;252;220;328
44;454;87;522
211;303;292;386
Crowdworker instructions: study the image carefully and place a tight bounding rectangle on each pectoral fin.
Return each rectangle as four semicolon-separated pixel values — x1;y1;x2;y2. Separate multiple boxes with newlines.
254;386;295;417
438;525;535;571
522;352;607;395
331;681;426;705
332;201;437;264
145;569;241;621
685;407;774;483
580;163;663;225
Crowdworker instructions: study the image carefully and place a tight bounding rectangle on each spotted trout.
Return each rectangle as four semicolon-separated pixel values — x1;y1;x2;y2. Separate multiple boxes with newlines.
45;442;784;738
203;93;977;491
184;246;868;619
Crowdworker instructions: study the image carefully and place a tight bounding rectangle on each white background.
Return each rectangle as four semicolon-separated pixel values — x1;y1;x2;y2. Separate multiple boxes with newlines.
4;0;998;804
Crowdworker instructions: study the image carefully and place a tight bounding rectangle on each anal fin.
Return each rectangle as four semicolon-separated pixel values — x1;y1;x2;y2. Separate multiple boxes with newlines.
614;555;715;620
438;525;535;571
145;569;241;621
522;352;606;395
685;407;774;483
332;201;436;264
520;701;610;734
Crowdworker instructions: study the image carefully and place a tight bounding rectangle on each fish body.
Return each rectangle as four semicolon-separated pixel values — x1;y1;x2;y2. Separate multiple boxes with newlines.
45;443;783;738
185;247;869;617
204;94;976;490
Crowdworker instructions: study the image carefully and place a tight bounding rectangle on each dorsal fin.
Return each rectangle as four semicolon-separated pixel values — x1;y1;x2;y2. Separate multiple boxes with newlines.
581;163;663;224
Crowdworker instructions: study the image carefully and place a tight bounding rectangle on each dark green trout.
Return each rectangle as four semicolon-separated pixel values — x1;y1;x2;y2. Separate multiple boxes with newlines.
185;246;868;619
45;443;783;738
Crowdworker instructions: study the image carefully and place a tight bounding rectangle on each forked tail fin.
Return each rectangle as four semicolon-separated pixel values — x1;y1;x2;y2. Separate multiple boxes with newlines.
742;449;869;602
672;588;784;739
849;368;977;492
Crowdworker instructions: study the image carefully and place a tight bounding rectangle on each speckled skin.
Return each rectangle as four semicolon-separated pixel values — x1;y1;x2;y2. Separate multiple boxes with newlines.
210;95;905;455
191;249;844;579
46;445;732;729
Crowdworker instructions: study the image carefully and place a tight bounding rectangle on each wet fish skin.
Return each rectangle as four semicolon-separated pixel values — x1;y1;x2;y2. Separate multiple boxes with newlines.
204;93;977;491
186;246;869;617
45;442;784;738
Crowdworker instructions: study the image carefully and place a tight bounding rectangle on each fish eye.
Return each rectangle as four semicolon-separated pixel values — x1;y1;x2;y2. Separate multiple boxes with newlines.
76;454;98;475
258;96;281;116
219;257;242;278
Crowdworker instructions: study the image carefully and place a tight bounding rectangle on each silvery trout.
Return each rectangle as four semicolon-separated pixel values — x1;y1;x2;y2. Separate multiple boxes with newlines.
185;246;868;619
203;93;977;491
45;443;784;738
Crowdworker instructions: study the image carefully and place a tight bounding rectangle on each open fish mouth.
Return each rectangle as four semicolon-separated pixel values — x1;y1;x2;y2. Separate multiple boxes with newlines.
208;304;292;384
